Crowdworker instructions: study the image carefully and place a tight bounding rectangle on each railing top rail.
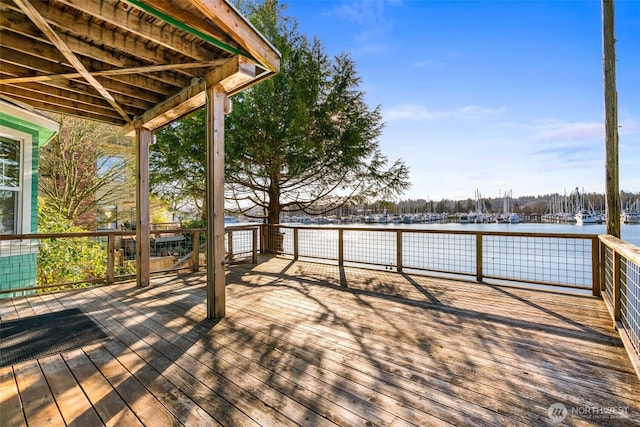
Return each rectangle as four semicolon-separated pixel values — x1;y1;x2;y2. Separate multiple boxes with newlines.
0;226;264;241
224;224;261;231
0;228;209;241
600;234;640;265
266;223;598;240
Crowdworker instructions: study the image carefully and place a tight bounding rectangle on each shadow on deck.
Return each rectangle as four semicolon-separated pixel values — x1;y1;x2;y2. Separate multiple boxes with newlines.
1;255;639;426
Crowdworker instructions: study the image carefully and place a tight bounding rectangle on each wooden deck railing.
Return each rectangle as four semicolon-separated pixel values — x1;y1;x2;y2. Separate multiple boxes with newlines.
0;225;258;296
599;235;640;375
262;224;601;292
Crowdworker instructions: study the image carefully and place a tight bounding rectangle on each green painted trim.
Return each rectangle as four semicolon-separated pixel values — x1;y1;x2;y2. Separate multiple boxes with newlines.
0;112;56;146
124;0;256;61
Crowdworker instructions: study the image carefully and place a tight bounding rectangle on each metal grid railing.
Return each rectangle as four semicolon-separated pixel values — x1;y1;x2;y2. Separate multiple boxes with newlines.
620;256;640;358
483;235;593;289
297;228;339;260
343;229;396;267
225;227;257;263
0;226;259;297
599;234;640;369
403;231;475;276
263;225;598;291
602;244;615;308
0;239;40;297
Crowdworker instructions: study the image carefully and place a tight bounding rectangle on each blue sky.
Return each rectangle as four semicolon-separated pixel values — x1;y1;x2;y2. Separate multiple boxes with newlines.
285;0;640;201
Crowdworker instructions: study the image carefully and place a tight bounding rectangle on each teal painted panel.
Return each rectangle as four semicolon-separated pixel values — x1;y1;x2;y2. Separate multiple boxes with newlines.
0;253;37;298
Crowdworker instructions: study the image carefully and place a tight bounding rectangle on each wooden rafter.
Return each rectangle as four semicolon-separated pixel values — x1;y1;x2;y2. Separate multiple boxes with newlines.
0;60;229;85
190;0;280;72
23;0;213;62
12;0;131;124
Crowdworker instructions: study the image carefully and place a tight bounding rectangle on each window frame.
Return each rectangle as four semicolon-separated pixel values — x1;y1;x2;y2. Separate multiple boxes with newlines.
0;126;32;236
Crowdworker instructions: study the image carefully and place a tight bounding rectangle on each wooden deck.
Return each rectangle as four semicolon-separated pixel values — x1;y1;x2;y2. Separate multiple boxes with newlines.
1;256;640;426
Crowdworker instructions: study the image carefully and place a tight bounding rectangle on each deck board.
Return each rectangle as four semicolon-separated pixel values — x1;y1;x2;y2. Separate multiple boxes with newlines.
1;256;640;426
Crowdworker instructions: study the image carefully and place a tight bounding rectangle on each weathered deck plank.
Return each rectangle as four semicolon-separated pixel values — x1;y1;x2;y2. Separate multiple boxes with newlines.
1;256;640;426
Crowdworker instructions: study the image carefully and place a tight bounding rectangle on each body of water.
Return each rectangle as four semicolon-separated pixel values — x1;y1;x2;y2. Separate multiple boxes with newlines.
336;222;640;248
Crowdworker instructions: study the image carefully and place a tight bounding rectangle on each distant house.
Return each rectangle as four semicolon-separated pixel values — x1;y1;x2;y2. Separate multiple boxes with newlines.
0;97;59;297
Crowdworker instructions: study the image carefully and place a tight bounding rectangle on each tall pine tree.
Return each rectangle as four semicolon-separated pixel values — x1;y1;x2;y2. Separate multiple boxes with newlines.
151;0;410;223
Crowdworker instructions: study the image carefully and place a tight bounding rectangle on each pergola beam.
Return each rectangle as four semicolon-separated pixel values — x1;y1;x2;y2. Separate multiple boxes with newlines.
13;0;131;124
123;55;255;135
0;60;228;85
190;0;281;72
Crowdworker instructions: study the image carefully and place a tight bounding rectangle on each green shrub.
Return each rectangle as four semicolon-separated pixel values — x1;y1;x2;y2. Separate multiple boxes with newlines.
37;200;107;289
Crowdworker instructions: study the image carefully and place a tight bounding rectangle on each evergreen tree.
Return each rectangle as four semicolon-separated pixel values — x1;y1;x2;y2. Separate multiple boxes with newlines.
151;0;410;223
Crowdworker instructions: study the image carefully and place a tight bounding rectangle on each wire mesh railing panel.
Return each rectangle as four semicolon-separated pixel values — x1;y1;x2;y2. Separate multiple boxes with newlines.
0;239;40;297
151;233;189;258
37;234;112;290
265;225;290;254
483;235;592;288
343;229;396;267
403;232;475;275
0;228;235;296
298;228;339;260
226;228;255;261
620;256;640;358
602;245;615;307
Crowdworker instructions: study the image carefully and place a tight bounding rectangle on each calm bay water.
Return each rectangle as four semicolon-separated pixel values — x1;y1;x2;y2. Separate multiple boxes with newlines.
338;222;640;248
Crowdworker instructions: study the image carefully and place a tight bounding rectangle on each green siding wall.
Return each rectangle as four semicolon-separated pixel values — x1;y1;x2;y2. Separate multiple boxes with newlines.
0;116;42;296
0;253;37;298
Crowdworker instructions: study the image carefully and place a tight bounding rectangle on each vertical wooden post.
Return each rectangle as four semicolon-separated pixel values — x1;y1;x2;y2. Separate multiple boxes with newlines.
338;229;344;266
592;237;601;296
107;233;115;284
396;230;403;272
602;0;620;238
293;228;299;260
191;231;200;272
135;127;151;287
613;250;621;322
252;228;258;263
205;85;226;319
259;224;266;253
227;230;234;263
476;233;483;282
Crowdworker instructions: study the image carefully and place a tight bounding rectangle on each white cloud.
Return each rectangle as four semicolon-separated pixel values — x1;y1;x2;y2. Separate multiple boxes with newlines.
412;59;444;68
332;0;401;26
384;104;505;121
533;120;603;141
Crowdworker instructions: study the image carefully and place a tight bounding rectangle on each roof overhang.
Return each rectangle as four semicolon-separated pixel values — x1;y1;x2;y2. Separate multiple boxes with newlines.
0;96;59;145
0;0;280;130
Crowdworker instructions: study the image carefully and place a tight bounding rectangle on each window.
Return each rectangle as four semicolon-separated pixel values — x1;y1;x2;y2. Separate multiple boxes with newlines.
0;136;21;234
97;155;125;182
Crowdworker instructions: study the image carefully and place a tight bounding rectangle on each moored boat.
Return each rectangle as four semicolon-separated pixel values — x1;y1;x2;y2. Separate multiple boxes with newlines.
575;210;597;224
621;208;640;224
